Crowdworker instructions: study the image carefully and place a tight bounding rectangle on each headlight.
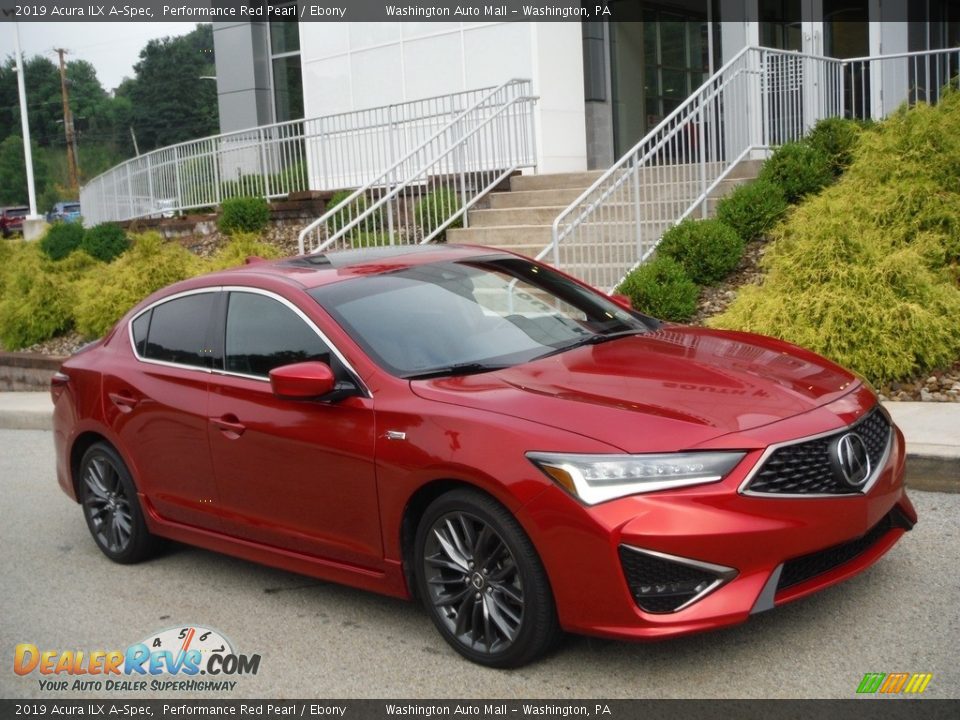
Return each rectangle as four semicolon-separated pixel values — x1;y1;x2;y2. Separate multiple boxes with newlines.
527;451;746;505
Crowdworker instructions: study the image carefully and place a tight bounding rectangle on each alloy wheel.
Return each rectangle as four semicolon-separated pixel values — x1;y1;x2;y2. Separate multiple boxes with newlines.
422;511;525;655
82;454;134;555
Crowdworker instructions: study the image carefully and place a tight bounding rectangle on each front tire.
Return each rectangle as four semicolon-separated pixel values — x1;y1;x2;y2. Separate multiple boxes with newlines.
414;489;560;667
79;442;160;564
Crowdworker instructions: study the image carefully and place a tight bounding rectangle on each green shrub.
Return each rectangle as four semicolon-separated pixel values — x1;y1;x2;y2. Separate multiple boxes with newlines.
74;233;202;338
656;218;745;285
0;244;95;348
218;196;271;235
805;117;862;176
711;92;960;384
39;222;85;261
326;189;382;239
414;186;463;239
759;141;834;202
81;223;129;262
206;233;283;271
616;256;699;322
715;178;788;242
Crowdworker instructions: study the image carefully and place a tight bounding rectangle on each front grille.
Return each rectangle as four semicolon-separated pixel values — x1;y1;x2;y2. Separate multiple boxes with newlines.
619;546;733;614
776;509;912;591
745;407;891;495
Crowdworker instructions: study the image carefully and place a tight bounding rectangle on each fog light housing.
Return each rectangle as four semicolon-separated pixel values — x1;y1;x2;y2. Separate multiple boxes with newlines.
618;545;737;613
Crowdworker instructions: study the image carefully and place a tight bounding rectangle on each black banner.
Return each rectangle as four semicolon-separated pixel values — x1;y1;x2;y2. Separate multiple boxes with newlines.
1;700;960;720
0;0;931;23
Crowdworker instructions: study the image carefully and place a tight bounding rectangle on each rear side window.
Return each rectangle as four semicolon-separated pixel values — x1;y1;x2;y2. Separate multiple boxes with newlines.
131;311;151;356
141;293;216;368
224;292;330;377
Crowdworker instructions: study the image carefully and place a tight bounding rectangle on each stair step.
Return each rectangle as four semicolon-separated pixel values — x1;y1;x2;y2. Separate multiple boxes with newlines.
488;188;589;208
510;171;606;191
467;206;567;227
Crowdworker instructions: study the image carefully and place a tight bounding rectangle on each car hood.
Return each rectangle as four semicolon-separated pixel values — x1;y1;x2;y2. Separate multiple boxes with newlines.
409;326;860;452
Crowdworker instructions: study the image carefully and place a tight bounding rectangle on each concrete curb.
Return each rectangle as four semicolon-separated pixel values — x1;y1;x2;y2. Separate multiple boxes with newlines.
905;455;959;493
0;394;956;492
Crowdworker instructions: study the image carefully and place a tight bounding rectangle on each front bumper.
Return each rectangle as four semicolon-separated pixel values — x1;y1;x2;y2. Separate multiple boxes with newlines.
520;397;915;641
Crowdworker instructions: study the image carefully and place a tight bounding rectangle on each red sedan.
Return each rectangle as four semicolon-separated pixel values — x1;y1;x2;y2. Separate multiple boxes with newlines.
51;245;915;667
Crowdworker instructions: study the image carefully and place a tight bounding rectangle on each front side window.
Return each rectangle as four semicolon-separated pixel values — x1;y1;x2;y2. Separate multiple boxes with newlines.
139;293;217;368
311;257;657;378
224;292;330;378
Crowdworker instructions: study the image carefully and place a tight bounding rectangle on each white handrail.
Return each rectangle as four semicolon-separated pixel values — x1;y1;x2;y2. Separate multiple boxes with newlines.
546;45;959;292
298;80;537;255
78;84;516;226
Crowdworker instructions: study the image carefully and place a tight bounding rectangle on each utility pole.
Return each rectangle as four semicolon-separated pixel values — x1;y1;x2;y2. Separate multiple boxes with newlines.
54;47;80;194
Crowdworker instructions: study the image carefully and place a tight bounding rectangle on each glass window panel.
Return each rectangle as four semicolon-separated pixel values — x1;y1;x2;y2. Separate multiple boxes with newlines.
225;293;330;378
662;69;687;98
273;56;304;122
132;310;151;357
270;18;300;55
660;17;686;68
144;294;216;368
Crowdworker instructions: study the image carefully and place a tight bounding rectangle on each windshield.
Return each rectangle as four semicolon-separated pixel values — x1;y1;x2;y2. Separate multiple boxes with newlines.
310;256;658;378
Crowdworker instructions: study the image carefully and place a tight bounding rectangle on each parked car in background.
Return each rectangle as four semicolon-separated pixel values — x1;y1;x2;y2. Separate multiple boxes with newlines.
1;206;29;238
48;202;81;224
50;244;915;667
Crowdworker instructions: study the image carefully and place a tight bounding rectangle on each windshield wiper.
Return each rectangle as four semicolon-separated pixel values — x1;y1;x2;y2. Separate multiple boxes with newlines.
404;362;507;380
536;329;646;360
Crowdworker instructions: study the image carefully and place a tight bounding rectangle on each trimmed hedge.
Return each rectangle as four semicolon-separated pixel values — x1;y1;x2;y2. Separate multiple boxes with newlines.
218;196;270;235
39;222;85;261
715;178;789;243
81;223;129;262
805;117;863;176
616;256;699;322
656;218;745;285
758;141;834;203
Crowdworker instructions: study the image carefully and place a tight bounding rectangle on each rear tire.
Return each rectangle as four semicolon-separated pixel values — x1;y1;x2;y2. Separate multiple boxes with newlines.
79;442;161;564
414;488;560;667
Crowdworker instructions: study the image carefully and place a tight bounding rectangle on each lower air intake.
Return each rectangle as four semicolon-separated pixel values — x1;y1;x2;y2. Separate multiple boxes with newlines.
776;508;914;591
619;545;736;614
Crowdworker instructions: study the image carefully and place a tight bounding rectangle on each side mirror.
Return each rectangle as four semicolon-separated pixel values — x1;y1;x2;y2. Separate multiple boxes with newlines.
269;362;336;400
609;293;633;310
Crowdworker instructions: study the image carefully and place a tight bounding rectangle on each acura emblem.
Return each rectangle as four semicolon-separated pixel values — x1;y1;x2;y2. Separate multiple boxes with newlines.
833;433;871;488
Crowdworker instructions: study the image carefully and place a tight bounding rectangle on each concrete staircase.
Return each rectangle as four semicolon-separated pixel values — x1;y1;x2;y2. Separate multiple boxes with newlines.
447;159;763;285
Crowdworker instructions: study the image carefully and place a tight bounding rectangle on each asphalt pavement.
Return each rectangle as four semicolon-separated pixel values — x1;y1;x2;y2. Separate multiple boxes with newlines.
1;429;958;700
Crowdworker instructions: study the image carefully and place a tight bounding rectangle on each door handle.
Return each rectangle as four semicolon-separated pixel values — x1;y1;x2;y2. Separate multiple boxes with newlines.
211;414;246;438
108;392;138;413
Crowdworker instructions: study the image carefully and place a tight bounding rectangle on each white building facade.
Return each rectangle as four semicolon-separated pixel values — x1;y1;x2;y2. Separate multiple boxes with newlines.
212;1;958;176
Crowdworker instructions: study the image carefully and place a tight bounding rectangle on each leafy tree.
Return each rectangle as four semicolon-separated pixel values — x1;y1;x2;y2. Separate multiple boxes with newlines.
126;24;218;151
0;56;62;148
0;134;49;206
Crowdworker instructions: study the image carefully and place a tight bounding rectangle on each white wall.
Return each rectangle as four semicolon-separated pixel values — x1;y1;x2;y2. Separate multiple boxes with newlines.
299;22;588;174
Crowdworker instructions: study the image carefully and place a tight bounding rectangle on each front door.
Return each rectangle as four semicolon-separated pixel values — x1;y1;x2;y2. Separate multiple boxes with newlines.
206;289;382;569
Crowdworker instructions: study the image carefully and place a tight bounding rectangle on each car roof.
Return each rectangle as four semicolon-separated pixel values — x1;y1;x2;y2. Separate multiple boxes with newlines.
189;244;515;291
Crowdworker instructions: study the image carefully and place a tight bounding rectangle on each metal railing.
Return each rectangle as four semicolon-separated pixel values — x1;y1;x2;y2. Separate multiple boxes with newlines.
298;79;537;255
79;85;519;226
547;45;960;292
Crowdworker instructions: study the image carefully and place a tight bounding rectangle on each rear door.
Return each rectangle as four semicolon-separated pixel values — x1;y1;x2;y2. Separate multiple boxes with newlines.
206;288;382;569
102;290;222;531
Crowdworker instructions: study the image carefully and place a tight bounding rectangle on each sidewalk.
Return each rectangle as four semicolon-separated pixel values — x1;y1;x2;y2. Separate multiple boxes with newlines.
0;391;956;492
